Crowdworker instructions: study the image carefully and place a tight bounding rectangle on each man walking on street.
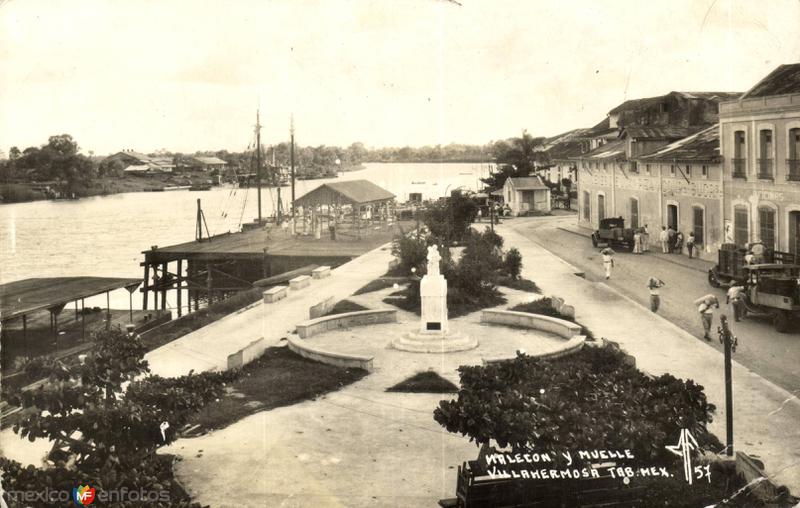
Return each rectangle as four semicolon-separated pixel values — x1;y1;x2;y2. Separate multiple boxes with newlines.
687;232;696;259
696;296;719;341
600;247;615;280
647;277;665;313
659;226;669;253
642;224;650;252
727;284;746;322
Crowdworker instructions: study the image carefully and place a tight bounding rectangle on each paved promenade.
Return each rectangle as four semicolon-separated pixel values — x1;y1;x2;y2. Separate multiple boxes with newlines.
497;222;800;493
144;244;396;377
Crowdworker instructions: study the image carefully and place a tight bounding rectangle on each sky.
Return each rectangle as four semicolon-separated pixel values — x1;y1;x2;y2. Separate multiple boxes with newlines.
1;0;800;155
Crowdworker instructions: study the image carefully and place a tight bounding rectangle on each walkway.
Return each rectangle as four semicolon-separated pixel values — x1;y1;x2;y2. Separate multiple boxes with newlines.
145;243;396;377
496;222;800;493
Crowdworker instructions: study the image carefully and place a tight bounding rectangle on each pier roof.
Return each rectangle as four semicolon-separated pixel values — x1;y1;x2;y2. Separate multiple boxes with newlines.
0;277;141;322
295;180;395;207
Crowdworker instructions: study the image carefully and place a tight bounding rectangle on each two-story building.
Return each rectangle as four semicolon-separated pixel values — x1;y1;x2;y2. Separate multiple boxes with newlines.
719;64;800;254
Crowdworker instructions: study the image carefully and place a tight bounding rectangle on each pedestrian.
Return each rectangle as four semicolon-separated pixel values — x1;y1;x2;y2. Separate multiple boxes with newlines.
667;226;677;253
633;229;643;254
695;295;719;341
647;277;665;313
750;239;765;264
675;231;684;254
726;284;746;322
659;226;669;253
642;224;650;252
476;208;482;223
687;232;696;259
600;247;615;280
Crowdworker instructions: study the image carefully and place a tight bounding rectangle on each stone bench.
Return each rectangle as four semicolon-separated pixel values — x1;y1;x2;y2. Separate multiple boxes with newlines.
480;310;581;339
296;309;397;339
311;266;331;279
226;337;267;370
263;285;288;303
289;275;311;290
287;336;374;371
482;335;586;365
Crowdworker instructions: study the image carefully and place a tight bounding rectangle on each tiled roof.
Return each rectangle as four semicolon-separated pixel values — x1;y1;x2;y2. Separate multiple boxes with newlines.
546;140;587;160
507;176;548;190
741;64;800;99
636;125;720;162
622;125;702;140
295;179;395;206
608;91;741;115
575;139;627;160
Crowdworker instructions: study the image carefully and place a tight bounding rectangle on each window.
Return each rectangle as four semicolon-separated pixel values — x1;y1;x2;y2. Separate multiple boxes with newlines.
693;207;704;246
630;161;638;173
603;162;607;170
701;165;708;177
582;191;590;220
759;129;773;178
789;128;800;181
630;198;639;229
685;165;691;177
733;130;747;177
734;207;749;247
645;164;651;174
670;165;675;176
759;208;776;251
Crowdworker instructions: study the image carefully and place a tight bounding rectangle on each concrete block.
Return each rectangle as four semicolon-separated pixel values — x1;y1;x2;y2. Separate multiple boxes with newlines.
226;337;266;370
263;285;288;303
311;266;331;279
309;296;336;319
289;275;311;290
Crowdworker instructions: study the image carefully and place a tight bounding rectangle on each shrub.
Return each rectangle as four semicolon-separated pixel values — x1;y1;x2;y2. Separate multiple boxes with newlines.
422;192;478;243
434;346;717;465
504;247;522;279
390;233;428;275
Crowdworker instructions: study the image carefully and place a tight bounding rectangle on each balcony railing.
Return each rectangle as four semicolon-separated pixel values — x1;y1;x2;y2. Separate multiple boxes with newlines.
757;158;774;180
787;159;800;181
732;158;747;178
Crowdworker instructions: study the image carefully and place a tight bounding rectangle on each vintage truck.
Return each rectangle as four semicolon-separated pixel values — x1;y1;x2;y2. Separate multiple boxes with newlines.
740;264;800;333
707;243;797;287
591;217;636;251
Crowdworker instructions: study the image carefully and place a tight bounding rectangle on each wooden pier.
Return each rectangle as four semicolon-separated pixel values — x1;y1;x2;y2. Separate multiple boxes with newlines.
140;220;408;315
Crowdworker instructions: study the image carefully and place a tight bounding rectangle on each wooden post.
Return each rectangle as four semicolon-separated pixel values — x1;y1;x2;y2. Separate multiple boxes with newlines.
22;314;27;342
129;290;133;323
106;290;111;330
153;265;159;311
177;259;183;317
81;298;85;340
143;263;150;310
160;262;167;310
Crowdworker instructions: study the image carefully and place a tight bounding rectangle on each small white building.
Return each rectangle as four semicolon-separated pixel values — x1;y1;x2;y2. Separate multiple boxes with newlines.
503;176;551;216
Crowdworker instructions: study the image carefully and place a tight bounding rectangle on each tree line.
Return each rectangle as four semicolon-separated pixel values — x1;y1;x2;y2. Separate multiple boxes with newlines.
1;130;563;195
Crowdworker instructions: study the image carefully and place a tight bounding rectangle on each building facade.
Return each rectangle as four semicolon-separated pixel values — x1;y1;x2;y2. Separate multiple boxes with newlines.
503;176;551;215
719;64;800;255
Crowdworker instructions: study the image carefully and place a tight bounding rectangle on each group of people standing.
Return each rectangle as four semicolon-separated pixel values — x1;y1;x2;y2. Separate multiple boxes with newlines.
630;225;697;258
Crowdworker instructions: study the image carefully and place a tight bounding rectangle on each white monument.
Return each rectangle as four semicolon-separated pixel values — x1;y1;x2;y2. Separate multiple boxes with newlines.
420;244;448;334
392;244;477;353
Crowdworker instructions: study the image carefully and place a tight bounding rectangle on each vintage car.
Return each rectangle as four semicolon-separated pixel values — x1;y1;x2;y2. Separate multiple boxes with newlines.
591;217;636;251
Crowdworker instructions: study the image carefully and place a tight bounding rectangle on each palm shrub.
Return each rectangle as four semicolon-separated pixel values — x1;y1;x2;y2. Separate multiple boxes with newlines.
504;247;522;279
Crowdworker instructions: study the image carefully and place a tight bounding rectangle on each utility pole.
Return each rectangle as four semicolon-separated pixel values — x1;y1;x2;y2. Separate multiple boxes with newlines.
718;314;737;456
255;110;263;224
290;114;296;218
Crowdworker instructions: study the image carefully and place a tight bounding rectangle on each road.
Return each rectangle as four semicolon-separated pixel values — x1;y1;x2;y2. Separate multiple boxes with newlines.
506;215;800;395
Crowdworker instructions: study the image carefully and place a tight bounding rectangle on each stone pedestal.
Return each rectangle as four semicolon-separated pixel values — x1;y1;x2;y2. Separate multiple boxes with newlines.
392;244;477;353
420;272;448;334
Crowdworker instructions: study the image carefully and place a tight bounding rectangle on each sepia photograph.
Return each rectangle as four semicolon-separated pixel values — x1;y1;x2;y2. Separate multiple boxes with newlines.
1;1;800;506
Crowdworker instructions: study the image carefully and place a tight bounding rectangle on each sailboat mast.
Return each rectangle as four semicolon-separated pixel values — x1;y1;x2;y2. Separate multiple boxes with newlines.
290;115;296;218
255;110;262;224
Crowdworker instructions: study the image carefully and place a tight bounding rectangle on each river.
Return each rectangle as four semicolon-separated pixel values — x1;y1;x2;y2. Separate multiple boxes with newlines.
0;162;492;309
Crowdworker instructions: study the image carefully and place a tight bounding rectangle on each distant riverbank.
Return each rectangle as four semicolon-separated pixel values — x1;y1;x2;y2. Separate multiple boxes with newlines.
0;166;364;205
